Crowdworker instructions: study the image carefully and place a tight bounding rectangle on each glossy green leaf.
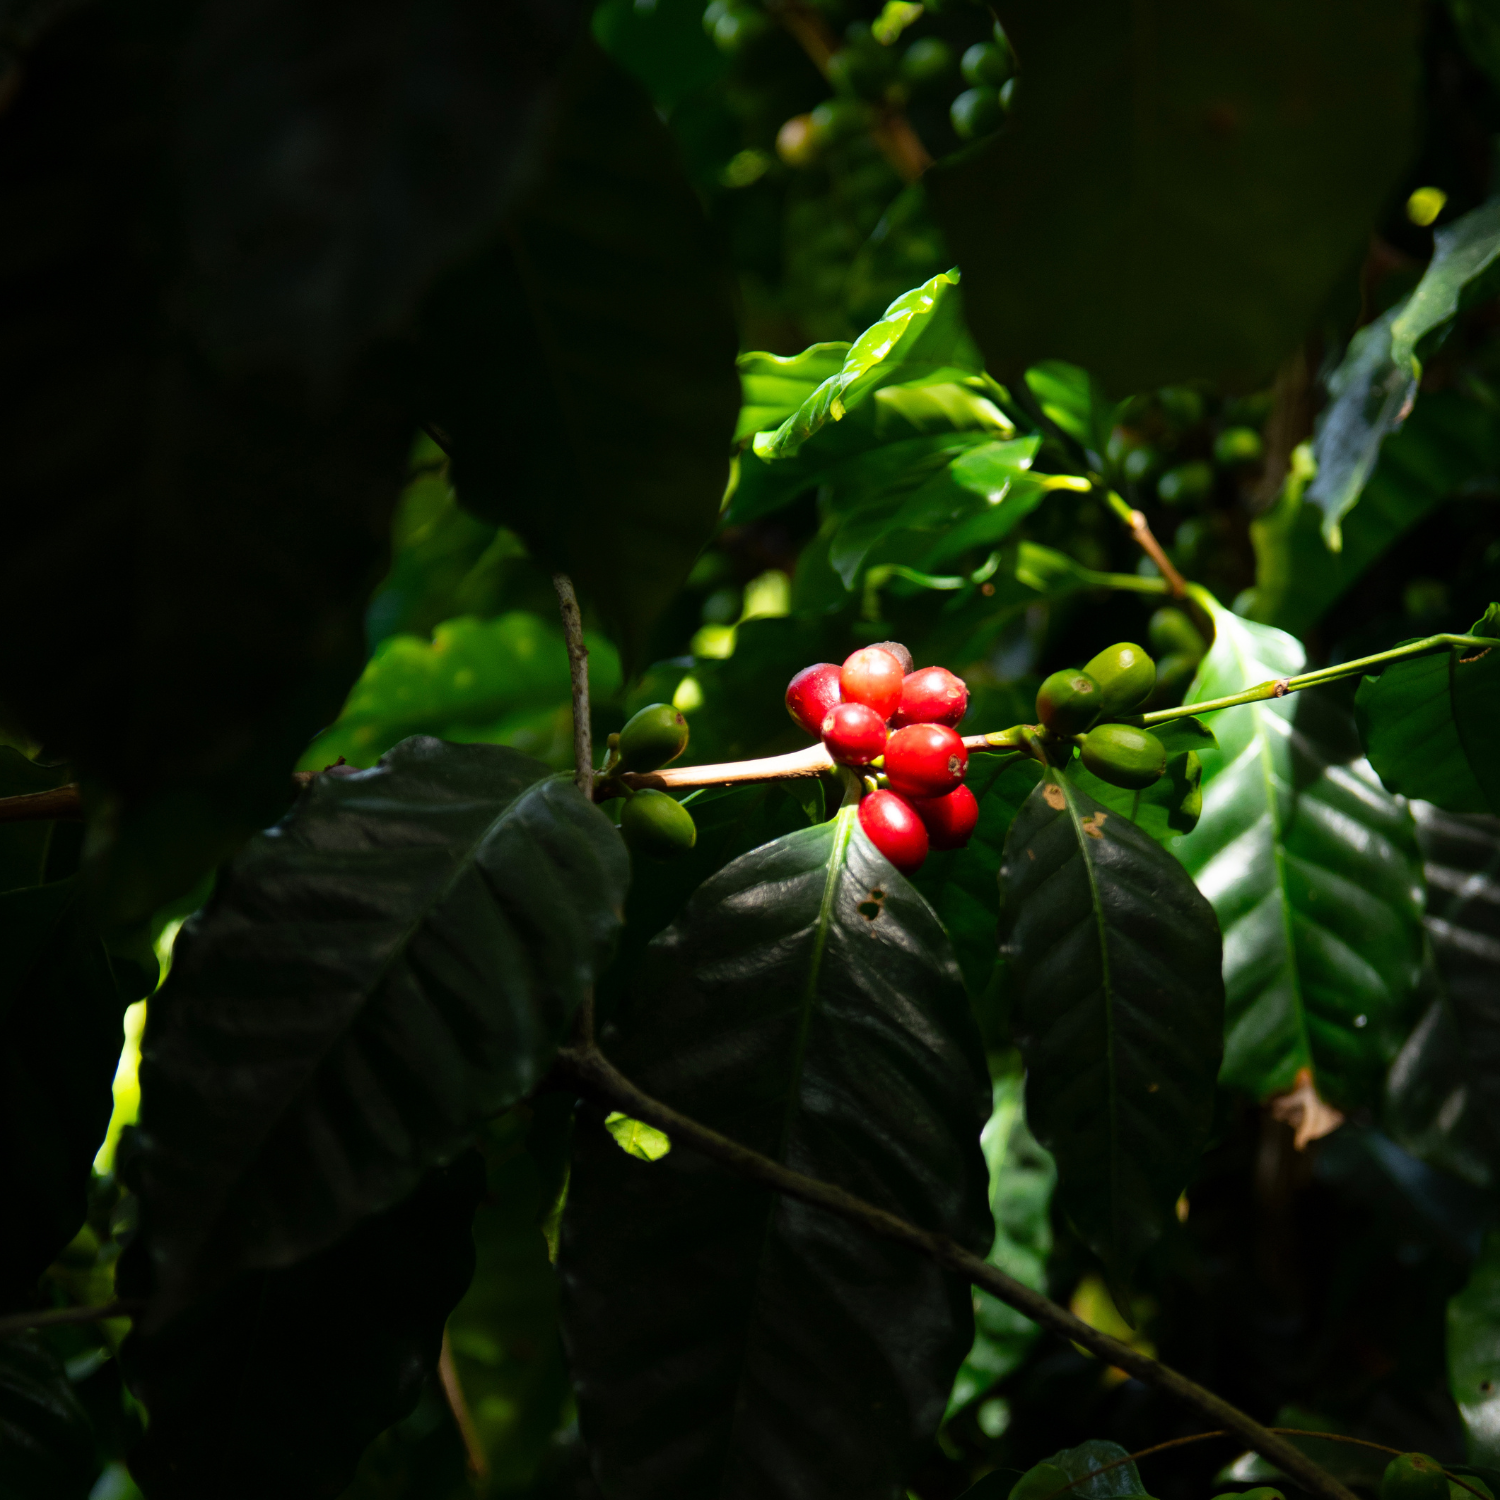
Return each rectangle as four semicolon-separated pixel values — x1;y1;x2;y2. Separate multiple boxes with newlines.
121;1152;484;1500
604;1112;672;1160
0;1334;97;1500
0;9;414;923
1391;197;1500;374
561;806;992;1499
1068;717;1215;842
999;773;1224;1292
0;881;128;1307
947;1069;1055;1416
1246;388;1500;637
301;612;621;772
424;41;739;667
913;756;1041;1001
735;344;851;444
176;0;586;380
1025;360;1119;467
1175;597;1425;1107
1357;606;1500;815
1305;305;1418;548
130;737;628;1326
928;0;1418;392
1450;1228;1500;1465
1013;1441;1154;1500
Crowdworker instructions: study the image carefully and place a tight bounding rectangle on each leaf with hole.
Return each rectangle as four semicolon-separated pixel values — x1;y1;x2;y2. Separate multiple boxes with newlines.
928;0;1418;392
1357;606;1500;816
1175;595;1426;1107
129;736;627;1327
422;41;739;667
121;1152;484;1500
560;805;992;1500
999;773;1224;1293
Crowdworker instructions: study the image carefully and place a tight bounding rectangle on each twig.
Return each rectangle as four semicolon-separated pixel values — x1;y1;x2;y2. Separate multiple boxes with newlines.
0;1299;141;1339
1100;491;1186;597
553;573;592;799
0;783;82;821
554;1042;1359;1500
438;1329;490;1482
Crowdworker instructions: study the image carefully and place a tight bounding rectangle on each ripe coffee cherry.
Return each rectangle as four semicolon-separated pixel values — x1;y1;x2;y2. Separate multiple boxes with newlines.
1381;1455;1448;1500
785;663;843;737
839;646;906;719
894;665;968;727
1080;723;1166;789
617;704;690;773
1036;668;1102;735
909;784;979;850
620;790;697;858
821;702;888;766
885;723;967;798
858;789;929;873
1082;641;1156;715
868;639;914;675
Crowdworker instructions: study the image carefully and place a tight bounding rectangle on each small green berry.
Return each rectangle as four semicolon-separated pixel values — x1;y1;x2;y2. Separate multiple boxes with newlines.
617;704;690;774
620;790;697;859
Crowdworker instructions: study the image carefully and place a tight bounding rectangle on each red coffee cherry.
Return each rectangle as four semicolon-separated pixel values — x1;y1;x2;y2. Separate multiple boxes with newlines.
785;662;843;736
858;789;929;873
894;666;968;728
908;784;979;850
840;646;905;719
885;723;968;797
821;702;888;766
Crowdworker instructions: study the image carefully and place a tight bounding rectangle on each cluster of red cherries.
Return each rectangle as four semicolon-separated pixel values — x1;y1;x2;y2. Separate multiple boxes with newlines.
785;641;976;875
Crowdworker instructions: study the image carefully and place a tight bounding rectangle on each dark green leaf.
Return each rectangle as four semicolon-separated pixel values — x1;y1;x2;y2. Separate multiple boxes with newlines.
1450;0;1500;88
0;1334;97;1500
121;1152;484;1500
561;806;992;1499
130;737;628;1326
929;0;1418;392
1175;598;1426;1107
947;1069;1055;1416
999;773;1224;1292
1014;1441;1154;1500
177;0;585;380
0;881;125;1308
0;748;69;897
1357;607;1500;815
1068;717;1215;842
424;41;739;666
1390;197;1500;373
1449;1228;1500;1466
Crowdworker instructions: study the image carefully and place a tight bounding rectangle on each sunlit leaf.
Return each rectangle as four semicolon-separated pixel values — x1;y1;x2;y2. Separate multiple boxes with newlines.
1357;605;1500;815
1174;596;1425;1107
735;344;851;444
1000;773;1224;1293
1391;197;1500;374
561;807;992;1499
604;1112;672;1161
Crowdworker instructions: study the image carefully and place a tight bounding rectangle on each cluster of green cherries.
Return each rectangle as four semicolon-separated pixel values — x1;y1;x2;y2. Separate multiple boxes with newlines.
599;706;699;859
1034;643;1168;789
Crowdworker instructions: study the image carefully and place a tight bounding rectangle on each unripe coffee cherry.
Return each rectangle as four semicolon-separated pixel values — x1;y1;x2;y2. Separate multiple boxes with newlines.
1080;723;1166;789
1082;641;1156;715
822;702;887;765
858;789;929;873
620;789;697;858
617;703;690;773
785;662;843;737
885;723;967;798
868;639;914;675
1381;1455;1449;1500
894;665;968;727
1036;668;1102;735
909;784;978;850
840;646;906;719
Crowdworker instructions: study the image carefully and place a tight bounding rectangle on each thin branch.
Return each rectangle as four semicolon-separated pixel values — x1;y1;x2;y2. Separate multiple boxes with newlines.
555;1042;1359;1500
1099;491;1186;597
438;1329;490;1482
553;573;592;799
0;1299;141;1339
0;783;82;821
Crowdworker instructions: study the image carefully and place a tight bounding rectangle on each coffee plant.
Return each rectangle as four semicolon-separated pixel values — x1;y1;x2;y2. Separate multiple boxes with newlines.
7;2;1500;1499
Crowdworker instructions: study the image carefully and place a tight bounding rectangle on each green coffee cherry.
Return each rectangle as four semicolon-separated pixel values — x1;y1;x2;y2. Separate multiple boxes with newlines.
1036;669;1102;736
617;704;690;773
1381;1455;1450;1500
951;87;1003;139
901;37;954;90
1148;607;1205;661
1082;642;1156;715
620;790;697;859
961;41;1012;87
1214;425;1265;465
1081;723;1167;789
1157;460;1214;504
